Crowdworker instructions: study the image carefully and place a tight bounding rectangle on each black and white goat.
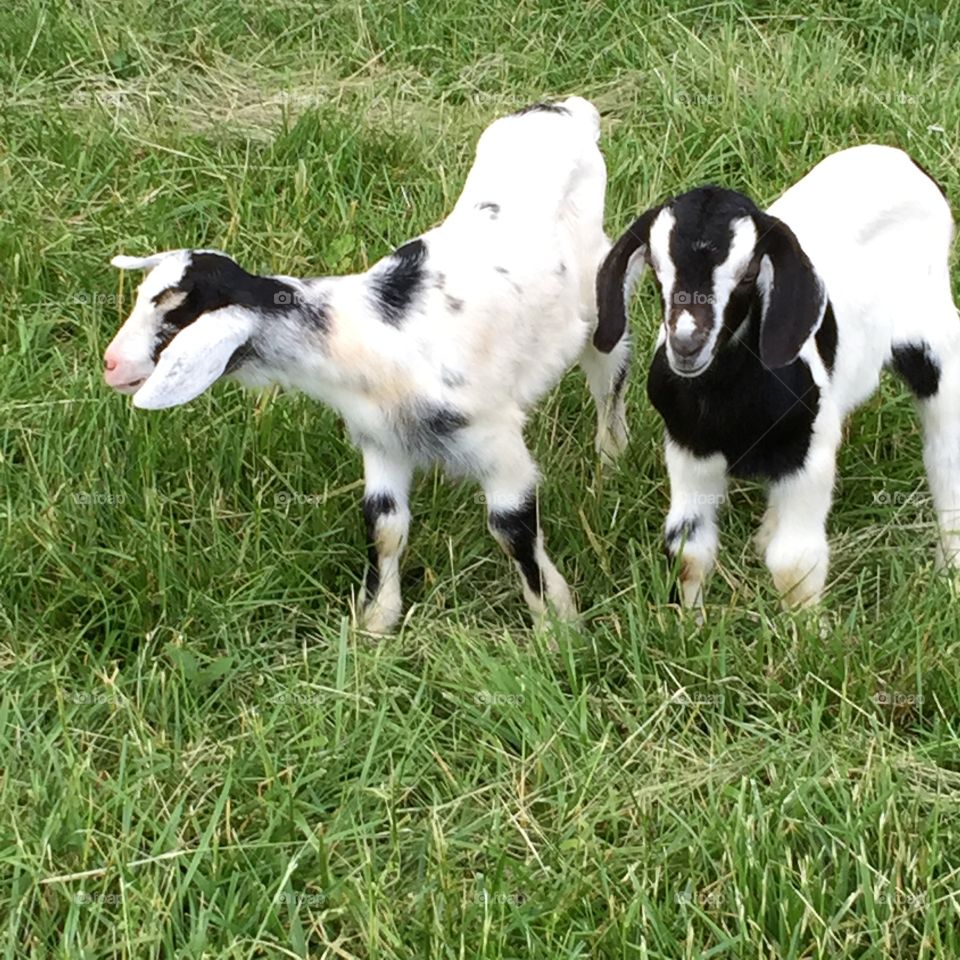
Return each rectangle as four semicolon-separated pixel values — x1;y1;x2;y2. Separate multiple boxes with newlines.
595;144;960;608
103;98;630;632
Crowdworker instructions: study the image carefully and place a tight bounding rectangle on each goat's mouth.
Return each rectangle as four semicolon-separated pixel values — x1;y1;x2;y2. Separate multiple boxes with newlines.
110;377;147;395
669;357;712;378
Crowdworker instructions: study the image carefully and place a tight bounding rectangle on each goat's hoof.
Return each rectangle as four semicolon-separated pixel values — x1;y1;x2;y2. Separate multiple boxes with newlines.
359;600;401;636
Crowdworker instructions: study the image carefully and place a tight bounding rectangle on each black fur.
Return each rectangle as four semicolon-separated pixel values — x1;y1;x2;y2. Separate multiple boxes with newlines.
372;239;428;327
647;308;821;480
815;302;838;375
489;493;542;596
151;251;302;362
594;205;663;352
665;517;700;551
362;492;397;599
891;342;941;398
515;101;570;116
401;404;469;461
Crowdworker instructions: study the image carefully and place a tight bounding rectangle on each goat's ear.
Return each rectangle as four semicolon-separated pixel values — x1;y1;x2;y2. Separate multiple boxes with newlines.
753;213;826;369
594;205;661;352
133;307;255;410
111;253;170;271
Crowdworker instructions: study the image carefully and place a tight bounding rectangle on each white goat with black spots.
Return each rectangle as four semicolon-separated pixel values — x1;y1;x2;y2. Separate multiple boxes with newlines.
595;144;960;609
103;97;630;632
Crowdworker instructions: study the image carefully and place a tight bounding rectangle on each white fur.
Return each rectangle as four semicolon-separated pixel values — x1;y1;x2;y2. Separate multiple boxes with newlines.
104;98;625;631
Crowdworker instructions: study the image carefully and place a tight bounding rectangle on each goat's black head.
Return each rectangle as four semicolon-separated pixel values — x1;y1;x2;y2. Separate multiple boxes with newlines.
595;186;827;376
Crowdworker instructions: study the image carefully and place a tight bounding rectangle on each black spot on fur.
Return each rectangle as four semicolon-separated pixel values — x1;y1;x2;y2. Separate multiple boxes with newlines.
815;301;838;375
910;157;948;199
151;251;302;363
891;342;941;398
665;517;700;551
372;238;428;327
494;266;510;275
516;101;570;116
402;404;469;461
445;294;464;313
422;407;468;436
362;492;397;599
441;368;466;388
489;492;542;596
477;202;500;218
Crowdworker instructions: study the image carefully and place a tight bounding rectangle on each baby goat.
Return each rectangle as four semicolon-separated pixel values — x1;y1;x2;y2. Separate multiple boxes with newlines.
595;144;960;608
103;98;630;632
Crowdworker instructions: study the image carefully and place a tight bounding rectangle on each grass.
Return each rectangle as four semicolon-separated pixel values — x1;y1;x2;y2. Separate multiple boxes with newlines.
3;0;960;956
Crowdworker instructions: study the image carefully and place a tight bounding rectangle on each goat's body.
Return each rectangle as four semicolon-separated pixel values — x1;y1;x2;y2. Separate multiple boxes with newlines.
612;144;960;608
110;98;628;632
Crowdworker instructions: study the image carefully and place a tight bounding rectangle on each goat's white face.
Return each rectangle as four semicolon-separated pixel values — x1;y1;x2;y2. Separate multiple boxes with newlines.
103;251;192;394
104;250;257;409
646;204;761;377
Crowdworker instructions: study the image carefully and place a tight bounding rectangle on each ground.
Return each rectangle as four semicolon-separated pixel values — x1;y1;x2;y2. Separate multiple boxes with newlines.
2;1;960;957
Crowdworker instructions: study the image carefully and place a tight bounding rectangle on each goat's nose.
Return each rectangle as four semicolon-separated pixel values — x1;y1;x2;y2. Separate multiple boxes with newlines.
104;356;118;371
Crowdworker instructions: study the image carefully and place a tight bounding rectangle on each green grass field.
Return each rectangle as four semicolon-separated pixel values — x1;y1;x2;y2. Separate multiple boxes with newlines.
3;1;960;956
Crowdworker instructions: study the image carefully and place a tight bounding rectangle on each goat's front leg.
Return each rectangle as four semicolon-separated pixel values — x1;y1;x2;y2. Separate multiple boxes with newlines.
359;447;413;634
579;335;630;464
663;439;728;608
479;431;576;621
762;427;837;609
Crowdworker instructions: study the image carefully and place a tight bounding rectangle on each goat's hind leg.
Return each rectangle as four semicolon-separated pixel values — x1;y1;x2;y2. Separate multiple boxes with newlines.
895;335;960;574
579;334;630;463
478;430;576;621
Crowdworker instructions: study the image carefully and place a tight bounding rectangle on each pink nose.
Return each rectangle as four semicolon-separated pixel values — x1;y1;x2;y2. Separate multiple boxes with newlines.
104;356;118;372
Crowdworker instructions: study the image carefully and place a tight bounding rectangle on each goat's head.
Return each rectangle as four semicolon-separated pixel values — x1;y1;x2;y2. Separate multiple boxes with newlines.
595;186;826;376
103;250;270;409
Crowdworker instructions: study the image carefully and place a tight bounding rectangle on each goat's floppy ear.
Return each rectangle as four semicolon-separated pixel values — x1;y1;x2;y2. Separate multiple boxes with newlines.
111;253;172;271
594;206;661;352
753;213;826;369
133;307;255;410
